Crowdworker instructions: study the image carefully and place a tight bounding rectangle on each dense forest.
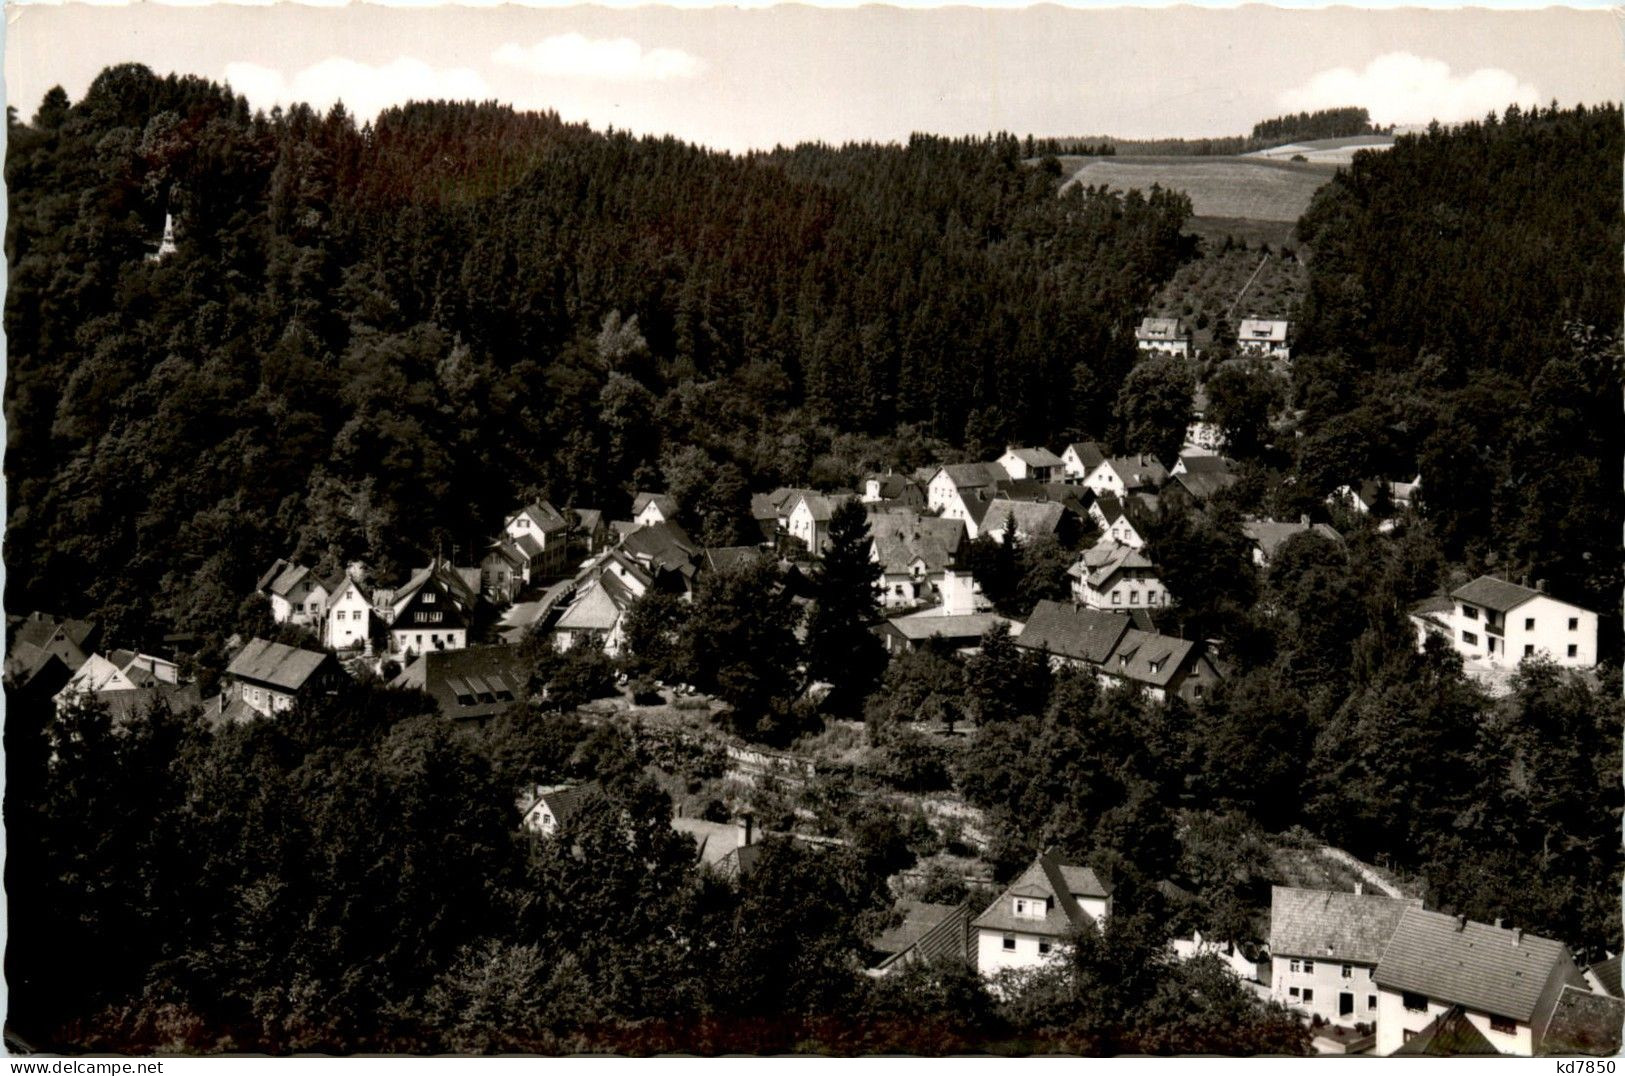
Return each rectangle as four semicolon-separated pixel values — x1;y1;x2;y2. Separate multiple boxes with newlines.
5;64;1189;648
1249;107;1384;144
5;65;1622;1055
1031;106;1389;158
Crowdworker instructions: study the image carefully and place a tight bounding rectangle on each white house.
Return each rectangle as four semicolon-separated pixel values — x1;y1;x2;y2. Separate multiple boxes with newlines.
1410;576;1597;669
1269;885;1422;1028
257;559;334;629
1135;316;1191;358
1374;907;1584;1056
550;550;654;656
996;446;1064;483
971;851;1111;979
631;492;678;528
1085;455;1167;498
323;573;373;652
784;491;854;556
927;463;1007;539
1236;318;1291;360
1089;495;1152;550
1060;441;1106;484
1239;518;1342;567
519;784;596;836
1069;542;1166;610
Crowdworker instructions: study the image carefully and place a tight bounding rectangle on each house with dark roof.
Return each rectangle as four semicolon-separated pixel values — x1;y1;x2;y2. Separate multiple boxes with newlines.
548;549;655;656
519;783;601;836
927;463;1010;539
391;645;529;723
258;558;335;629
1089;493;1157;550
1016;600;1216;703
1167;454;1241;505
500;501;575;581
973;851;1111;979
996;445;1065;483
619;520;703;589
386;560;479;658
868;901;975;975
982;498;1068;546
225;638;347;718
1061;441;1108;485
860;472;927;508
1540;985;1625;1056
1135;316;1191;358
1240;518;1343;567
631;492;679;528
1583;955;1621;998
1085;455;1167;499
869;509;966;608
1410;576;1597;670
1269;885;1423;1028
6;612;99;683
782;490;858;556
1373;908;1587;1056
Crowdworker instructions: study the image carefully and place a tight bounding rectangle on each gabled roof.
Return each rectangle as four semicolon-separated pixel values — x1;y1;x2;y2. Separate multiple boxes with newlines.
390;645;528;721
255;558;293;593
509;500;570;534
1001;446;1065;468
513;532;547;559
523;783;600;830
1391;1006;1499;1056
266;562;311;598
394;561;480;613
226;638;336;693
1073;542;1156;588
971;851;1109;938
1136;316;1188;341
863;473;920;501
870;901;966;958
484;539;526;569
1241;519;1342;561
1375;908;1574;1023
632;492;678;520
1107;628;1198;689
1065;442;1107;472
703;546;762;573
1178;454;1238;475
1016;600;1133;665
1452;576;1552;614
1586;955;1622;998
1542;985;1625;1056
620;520;700;568
13;612;99;654
883;611;1020;643
983;499;1066;540
1269;886;1422;964
937;462;1008;490
1101;455;1168;490
1094;492;1157;528
573;507;604;533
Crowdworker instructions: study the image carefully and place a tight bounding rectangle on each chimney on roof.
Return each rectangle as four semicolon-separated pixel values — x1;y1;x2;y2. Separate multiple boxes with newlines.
737;814;754;848
1301;514;1311;526
1456;915;1468;932
1535;579;1547;593
1354;882;1363;896
1494;917;1504;929
1514;928;1524;947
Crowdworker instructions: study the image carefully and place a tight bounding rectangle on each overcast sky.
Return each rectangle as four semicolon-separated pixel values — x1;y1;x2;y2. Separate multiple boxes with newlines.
5;4;1618;151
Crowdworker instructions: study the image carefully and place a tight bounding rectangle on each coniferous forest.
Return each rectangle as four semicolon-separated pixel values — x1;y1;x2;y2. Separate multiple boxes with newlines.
4;65;1621;1055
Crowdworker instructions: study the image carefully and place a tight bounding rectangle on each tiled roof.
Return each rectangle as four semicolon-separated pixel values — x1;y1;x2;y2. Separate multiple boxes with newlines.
1066;442;1107;472
750;492;782;521
1586;955;1622;998
983;499;1066;540
703;546;762;573
1452;576;1544;613
1268;886;1422;964
1174;468;1239;502
972;852;1107;938
939;462;1007;489
1542;985;1625;1056
1240;519;1342;561
884;611;1021;643
1375;908;1574;1023
1003;446;1064;468
1178;454;1237;475
391;645;529;721
1102;455;1168;490
870;901;966;957
1136;316;1187;340
1107;628;1197;689
514;533;547;559
485;539;525;568
1391;1006;1499;1056
1074;542;1155;588
267;562;311;597
226;638;334;692
621;520;699;568
632;492;678;519
525;783;600;830
1016;600;1132;665
513;501;570;534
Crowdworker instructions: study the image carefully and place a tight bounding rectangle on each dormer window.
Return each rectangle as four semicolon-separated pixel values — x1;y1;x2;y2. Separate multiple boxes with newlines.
424;592;436;604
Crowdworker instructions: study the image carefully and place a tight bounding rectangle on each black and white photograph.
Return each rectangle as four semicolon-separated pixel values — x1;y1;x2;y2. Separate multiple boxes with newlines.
2;0;1621;1059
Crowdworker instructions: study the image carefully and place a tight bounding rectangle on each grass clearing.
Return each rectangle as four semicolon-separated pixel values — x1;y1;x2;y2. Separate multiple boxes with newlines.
1060;155;1337;223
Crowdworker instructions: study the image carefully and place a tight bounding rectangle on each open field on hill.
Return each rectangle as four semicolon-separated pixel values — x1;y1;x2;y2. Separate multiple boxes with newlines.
1059;155;1337;223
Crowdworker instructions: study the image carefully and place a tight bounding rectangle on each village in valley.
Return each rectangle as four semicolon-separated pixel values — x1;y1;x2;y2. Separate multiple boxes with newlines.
3;36;1620;1056
10;305;1617;1057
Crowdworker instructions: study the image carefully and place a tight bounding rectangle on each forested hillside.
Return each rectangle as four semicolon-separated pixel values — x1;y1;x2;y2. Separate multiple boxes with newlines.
5;64;1189;646
1290;103;1622;616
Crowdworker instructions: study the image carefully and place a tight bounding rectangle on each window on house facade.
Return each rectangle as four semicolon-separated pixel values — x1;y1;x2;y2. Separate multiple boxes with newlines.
1039;941;1051;954
1289;987;1300;999
1524;617;1535;630
1462;631;1478;645
1524;645;1534;657
424;592;436;603
1567;645;1578;658
1368;996;1377;1011
1569;618;1579;630
1303;960;1315;974
1130;590;1140;604
1402;992;1428;1013
1341;964;1352;979
1302;989;1314;1003
1112;592;1122;604
1489;1016;1516;1035
1461;604;1478;619
1290;960;1300;973
1002;936;1016;952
